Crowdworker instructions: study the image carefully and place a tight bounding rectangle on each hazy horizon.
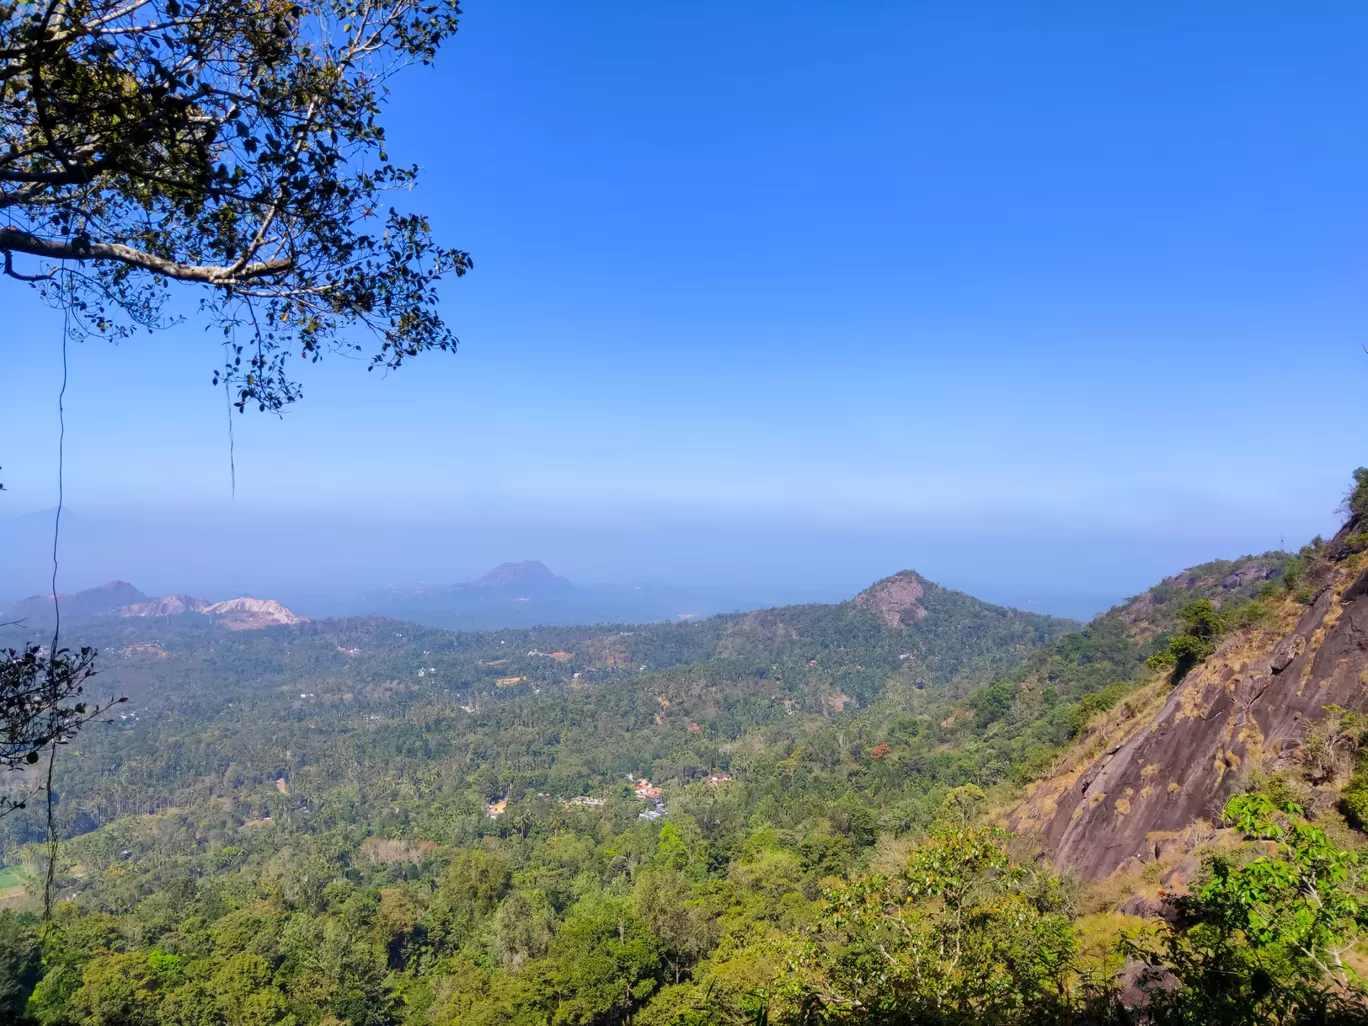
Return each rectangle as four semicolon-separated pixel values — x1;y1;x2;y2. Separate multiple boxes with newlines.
5;3;1365;625
2;487;1346;623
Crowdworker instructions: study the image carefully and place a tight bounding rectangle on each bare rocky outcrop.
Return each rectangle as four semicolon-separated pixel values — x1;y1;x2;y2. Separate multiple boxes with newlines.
1109;557;1285;645
855;571;928;629
202;597;305;629
1008;531;1368;881
118;592;303;629
121;594;210;617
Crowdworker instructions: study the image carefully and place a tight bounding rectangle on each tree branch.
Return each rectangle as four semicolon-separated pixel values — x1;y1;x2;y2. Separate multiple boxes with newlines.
4;251;57;281
0;226;292;284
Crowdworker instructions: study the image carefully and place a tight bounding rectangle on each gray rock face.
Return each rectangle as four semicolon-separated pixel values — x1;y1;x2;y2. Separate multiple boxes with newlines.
1222;565;1279;590
1269;634;1305;673
121;594;209;617
119;593;303;629
1008;528;1368;881
854;571;927;629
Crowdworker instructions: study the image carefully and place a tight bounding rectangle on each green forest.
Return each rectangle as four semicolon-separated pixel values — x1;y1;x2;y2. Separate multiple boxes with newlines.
5;0;1367;1020
5;557;1367;1025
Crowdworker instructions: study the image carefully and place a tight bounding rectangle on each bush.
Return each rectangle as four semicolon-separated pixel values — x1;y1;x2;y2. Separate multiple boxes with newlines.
1340;784;1368;832
1281;556;1306;592
1167;633;1216;680
1176;600;1224;642
1241;770;1308;811
1346;467;1368;525
1225;599;1277;632
1146;647;1176;672
1130;795;1368;1020
1340;740;1368;832
1147;600;1224;684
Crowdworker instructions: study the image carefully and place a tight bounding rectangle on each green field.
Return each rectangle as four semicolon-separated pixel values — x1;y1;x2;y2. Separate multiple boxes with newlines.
0;865;26;890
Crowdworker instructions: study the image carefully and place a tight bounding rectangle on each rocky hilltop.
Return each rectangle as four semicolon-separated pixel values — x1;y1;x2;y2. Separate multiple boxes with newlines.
0;583;303;633
0;580;146;625
854;569;929;628
1009;516;1368;880
197;597;305;629
121;593;304;629
121;593;210;617
470;560;571;591
1108;557;1284;645
120;590;305;629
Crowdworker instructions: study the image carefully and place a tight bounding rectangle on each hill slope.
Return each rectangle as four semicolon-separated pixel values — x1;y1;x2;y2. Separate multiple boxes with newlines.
0;568;1073;859
6;528;1367;1024
1010;522;1367;879
0;580;147;626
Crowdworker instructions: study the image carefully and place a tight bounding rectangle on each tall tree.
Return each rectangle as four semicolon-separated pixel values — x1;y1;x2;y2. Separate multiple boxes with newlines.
0;0;467;843
1;0;469;411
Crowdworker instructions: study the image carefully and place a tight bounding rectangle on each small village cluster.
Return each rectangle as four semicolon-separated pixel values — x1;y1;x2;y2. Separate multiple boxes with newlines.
633;777;666;821
485;771;732;820
486;794;609;818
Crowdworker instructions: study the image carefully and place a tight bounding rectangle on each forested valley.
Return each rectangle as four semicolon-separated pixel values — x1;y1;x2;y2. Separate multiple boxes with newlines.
3;0;1367;1019
5;532;1368;1025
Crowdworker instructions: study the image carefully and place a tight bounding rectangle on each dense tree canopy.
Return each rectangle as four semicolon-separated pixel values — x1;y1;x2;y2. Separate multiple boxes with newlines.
1;541;1362;1023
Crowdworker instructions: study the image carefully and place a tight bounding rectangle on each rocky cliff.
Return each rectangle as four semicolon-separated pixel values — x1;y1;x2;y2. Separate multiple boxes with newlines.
121;593;210;617
200;597;305;629
1008;520;1368;880
854;570;928;628
121;592;303;629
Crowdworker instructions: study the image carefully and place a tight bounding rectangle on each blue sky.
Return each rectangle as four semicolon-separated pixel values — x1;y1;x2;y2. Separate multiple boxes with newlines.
4;2;1366;615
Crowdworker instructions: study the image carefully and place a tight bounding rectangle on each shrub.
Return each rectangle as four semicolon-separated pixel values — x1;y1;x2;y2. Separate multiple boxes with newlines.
1169;635;1215;681
1281;556;1306;592
1340;783;1368;832
1340;746;1368;833
1346;467;1368;525
1148;600;1224;683
1176;600;1224;642
1225;599;1277;632
1146;647;1176;672
1241;770;1306;811
1132;795;1368;1016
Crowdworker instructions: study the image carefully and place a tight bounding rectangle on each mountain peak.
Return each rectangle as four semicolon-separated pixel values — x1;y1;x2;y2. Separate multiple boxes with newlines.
121;593;304;629
471;561;569;590
1;580;148;625
201;597;305;629
122;594;210;617
854;570;931;629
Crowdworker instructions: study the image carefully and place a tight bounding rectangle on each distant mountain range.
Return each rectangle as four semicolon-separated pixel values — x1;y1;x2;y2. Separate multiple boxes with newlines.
2;557;1102;635
1;582;304;632
468;560;571;590
326;560;753;629
0;560;768;633
1;580;147;627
